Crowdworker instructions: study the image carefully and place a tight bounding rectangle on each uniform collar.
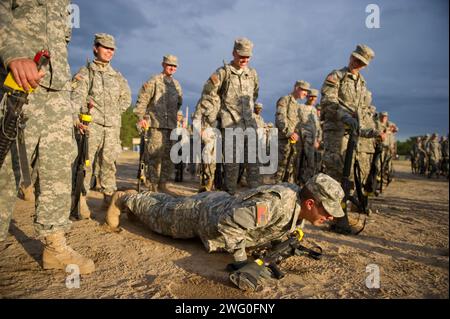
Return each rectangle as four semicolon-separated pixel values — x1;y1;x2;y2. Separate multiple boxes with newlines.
228;61;249;75
91;60;114;73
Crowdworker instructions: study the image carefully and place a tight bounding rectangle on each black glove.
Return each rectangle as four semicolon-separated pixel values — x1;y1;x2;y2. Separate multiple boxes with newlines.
229;261;272;292
342;113;359;132
226;261;248;272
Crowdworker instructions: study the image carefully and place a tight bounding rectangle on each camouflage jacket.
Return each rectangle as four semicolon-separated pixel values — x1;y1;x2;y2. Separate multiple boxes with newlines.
253;113;265;129
193;92;220;129
320;67;368;133
358;106;378;153
0;0;72;91
201;183;301;261
299;104;319;144
71;61;131;127
275;94;301;139
427;140;441;162
134;73;183;129
197;62;259;129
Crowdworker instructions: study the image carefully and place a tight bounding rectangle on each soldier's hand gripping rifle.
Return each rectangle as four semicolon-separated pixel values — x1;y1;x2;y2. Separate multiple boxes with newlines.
70;112;92;219
229;228;322;291
0;50;50;170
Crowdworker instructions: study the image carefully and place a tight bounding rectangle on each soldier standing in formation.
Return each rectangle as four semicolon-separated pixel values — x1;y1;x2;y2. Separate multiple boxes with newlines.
134;55;183;193
195;38;260;194
319;44;384;234
275;80;311;183
71;33;132;216
0;0;95;273
298;88;321;184
427;133;441;179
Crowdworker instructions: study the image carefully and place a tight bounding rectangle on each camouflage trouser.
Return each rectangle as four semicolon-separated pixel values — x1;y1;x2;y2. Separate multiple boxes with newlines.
275;138;301;183
145;128;174;185
428;158;440;178
322;130;348;182
0;89;76;239
83;124;121;195
0;154;18;241
123;191;229;239
357;152;373;185
223;131;261;193
201;131;217;186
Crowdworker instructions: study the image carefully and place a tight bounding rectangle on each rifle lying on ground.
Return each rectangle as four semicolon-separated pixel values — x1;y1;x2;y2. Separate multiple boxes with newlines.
229;228;322;291
137;127;149;192
71;113;92;219
0;50;50;170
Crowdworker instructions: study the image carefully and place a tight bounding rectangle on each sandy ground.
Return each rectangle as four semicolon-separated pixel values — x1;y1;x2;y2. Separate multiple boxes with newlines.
0;151;448;299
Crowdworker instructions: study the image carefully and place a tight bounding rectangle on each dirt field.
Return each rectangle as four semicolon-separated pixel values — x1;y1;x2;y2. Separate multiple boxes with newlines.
0;151;448;299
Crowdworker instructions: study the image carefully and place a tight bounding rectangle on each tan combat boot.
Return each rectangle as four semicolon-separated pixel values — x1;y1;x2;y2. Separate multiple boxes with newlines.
105;191;127;229
42;231;95;275
79;195;91;219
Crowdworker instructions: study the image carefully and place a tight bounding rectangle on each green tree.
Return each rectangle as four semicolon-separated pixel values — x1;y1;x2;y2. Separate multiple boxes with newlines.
397;137;417;156
120;107;139;148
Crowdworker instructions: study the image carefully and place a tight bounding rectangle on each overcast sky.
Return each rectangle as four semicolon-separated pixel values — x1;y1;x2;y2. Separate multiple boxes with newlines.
68;0;449;141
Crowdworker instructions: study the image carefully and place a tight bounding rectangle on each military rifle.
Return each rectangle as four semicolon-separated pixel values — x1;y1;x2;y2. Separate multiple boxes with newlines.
71;112;92;219
229;228;322;290
137;126;149;192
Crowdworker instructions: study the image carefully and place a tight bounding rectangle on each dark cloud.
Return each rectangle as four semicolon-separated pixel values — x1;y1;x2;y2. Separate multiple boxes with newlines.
68;0;449;140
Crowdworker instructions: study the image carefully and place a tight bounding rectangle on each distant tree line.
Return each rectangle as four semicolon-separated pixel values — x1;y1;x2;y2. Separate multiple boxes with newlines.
120;107;139;148
397;138;416;156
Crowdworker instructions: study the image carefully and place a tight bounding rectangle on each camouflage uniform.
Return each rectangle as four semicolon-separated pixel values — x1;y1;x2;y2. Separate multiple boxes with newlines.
427;135;441;178
298;100;320;183
134;56;183;188
71;38;131;195
118;174;344;262
196;39;260;193
441;136;449;176
421;135;431;175
319;45;378;183
253;103;265;129
193;94;220;191
274;80;311;184
356;92;378;185
0;0;76;240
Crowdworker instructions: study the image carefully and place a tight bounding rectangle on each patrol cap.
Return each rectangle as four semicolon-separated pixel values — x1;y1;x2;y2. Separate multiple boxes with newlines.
295;80;311;91
254;102;263;109
305;173;345;218
352;44;375;65
380;112;389;117
308;89;319;97
163;54;178;66
177;110;183;116
234;38;254;57
94;33;116;49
